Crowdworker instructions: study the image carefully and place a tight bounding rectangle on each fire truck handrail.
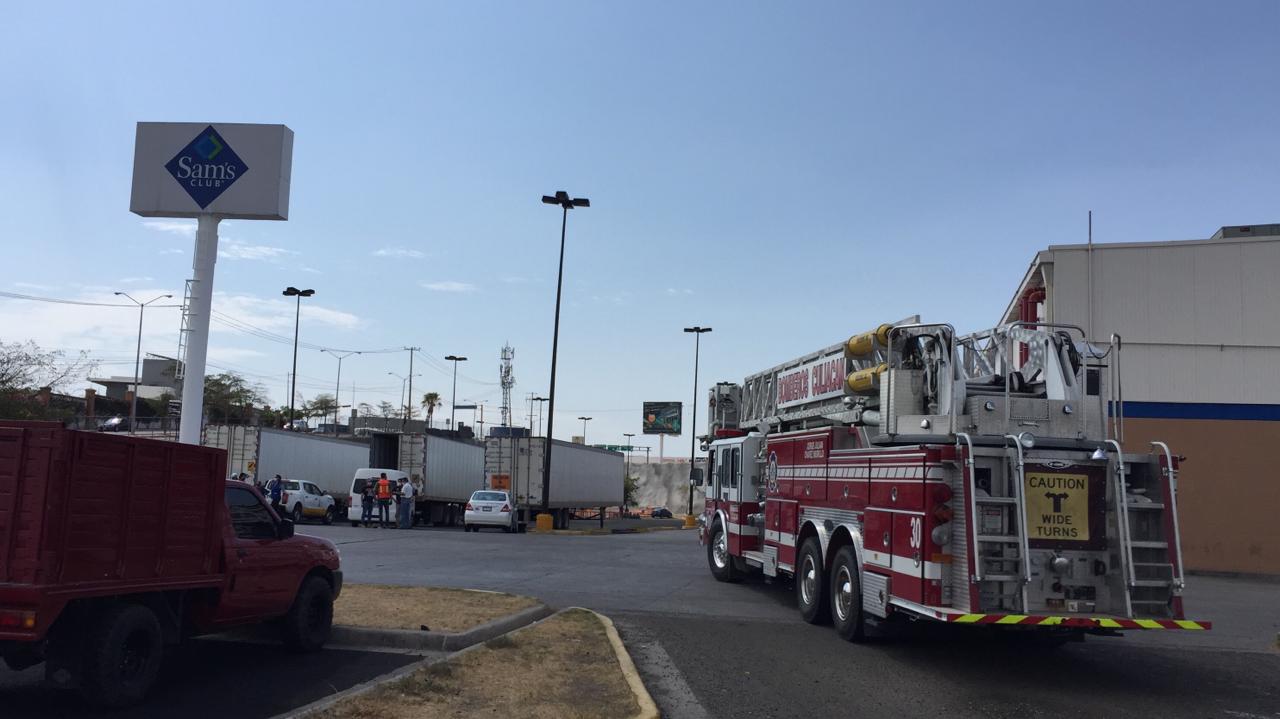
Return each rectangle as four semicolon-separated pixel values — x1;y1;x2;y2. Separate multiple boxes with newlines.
1003;434;1033;613
1105;440;1137;615
956;432;980;583
1150;441;1185;591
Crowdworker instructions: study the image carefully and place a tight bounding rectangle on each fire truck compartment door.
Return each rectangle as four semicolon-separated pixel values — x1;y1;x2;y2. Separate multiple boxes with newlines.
891;513;925;603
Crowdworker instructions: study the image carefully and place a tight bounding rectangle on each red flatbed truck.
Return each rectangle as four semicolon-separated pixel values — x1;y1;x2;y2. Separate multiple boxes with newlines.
0;421;343;707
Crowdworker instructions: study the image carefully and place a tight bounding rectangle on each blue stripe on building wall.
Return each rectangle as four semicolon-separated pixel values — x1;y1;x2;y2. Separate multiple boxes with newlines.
1121;401;1280;421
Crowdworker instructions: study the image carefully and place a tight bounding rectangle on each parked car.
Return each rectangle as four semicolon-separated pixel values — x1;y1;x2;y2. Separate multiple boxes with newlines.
0;422;341;708
98;416;127;432
464;490;515;532
281;479;336;524
651;506;673;518
346;468;409;526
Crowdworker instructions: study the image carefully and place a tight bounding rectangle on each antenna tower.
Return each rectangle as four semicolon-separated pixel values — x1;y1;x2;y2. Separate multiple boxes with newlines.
500;344;515;426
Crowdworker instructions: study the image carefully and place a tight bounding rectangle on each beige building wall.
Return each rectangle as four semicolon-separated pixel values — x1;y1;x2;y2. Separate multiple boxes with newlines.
1122;417;1280;576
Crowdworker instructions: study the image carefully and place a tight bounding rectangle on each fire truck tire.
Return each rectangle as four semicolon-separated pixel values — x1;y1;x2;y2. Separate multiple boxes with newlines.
796;538;830;624
707;523;739;583
829;546;865;641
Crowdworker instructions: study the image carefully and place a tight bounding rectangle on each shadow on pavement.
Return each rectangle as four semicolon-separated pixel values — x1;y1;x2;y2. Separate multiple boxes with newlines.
0;638;418;719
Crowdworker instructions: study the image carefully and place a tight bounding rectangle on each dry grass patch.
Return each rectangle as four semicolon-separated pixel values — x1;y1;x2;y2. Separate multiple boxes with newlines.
334;584;538;634
315;609;640;719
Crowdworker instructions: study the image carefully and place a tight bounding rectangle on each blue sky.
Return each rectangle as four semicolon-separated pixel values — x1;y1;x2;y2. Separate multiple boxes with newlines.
1;1;1277;447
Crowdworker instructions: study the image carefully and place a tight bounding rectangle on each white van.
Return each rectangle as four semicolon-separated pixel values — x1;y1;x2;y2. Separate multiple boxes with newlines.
346;468;409;526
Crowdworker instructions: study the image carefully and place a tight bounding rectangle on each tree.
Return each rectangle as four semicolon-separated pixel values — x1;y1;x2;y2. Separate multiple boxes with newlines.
0;340;97;420
357;402;374;417
623;474;639;512
305;393;339;421
202;372;267;424
421;392;442;428
376;401;396;419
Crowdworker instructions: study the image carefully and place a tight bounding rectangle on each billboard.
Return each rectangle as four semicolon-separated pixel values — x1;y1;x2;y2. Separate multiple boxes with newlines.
130;122;294;220
643;401;682;435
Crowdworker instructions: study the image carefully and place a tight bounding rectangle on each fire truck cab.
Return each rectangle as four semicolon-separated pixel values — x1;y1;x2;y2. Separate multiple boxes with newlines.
698;320;1209;640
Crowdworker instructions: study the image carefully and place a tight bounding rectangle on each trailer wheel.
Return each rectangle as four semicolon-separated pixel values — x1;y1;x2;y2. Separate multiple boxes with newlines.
79;603;164;708
707;522;739;583
796;538;830;624
829;546;866;641
282;576;334;652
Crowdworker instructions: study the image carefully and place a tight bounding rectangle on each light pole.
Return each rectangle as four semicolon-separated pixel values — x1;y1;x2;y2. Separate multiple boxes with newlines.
114;292;173;434
445;355;467;430
282;287;315;428
578;416;592;442
532;396;549;436
623;431;635;476
321;349;360;435
684;326;712;515
388;372;420;422
540;190;590;511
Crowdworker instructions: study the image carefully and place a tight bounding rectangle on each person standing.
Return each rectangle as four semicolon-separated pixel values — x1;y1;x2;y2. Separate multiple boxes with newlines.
376;472;393;529
360;479;377;527
398;477;416;529
267;474;284;516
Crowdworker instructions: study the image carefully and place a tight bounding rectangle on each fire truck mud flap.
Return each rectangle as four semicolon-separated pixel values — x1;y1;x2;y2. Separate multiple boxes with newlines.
946;613;1212;630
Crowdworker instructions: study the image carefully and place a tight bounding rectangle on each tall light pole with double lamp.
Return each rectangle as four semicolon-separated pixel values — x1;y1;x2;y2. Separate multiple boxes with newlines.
684;326;712;516
114;292;173;434
577;416;592;442
282;287;315;428
539;190;590;515
321;349;360;435
445;354;467;431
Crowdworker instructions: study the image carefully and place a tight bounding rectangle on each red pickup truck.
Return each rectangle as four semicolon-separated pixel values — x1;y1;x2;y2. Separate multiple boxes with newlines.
0;421;343;707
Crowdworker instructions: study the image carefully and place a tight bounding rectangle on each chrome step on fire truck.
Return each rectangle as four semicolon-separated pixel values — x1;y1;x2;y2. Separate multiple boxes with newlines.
697;320;1210;640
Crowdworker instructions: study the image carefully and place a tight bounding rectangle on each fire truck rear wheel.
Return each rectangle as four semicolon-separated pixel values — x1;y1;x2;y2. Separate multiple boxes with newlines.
707;523;739;583
796;538;830;624
830;546;865;641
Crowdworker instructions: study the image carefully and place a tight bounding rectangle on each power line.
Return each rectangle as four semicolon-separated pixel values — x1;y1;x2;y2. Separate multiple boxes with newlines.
0;290;182;308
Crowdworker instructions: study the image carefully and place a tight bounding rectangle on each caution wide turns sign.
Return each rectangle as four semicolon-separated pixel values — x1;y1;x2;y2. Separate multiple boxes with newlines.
1024;467;1105;550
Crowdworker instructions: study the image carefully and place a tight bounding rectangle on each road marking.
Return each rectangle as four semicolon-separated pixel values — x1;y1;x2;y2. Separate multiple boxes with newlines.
613;619;712;719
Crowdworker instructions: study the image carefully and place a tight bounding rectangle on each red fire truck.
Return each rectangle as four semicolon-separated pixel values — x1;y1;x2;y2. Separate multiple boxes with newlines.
697;321;1209;640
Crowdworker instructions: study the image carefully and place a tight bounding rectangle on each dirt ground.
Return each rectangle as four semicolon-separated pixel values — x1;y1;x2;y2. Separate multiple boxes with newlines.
333;584;539;634
315;609;640;719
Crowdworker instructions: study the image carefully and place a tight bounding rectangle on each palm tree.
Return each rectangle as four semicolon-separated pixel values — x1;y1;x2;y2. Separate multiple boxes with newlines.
421;392;442;428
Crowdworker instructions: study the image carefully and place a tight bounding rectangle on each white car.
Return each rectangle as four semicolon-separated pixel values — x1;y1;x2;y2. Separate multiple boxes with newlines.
346;468;409;526
280;479;336;525
464;490;515;533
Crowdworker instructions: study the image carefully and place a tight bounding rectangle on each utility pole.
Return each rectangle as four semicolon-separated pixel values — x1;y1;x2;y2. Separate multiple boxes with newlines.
445;355;467;431
283;287;315;428
684;326;712;516
114;292;172;434
404;347;421;425
321;349;359;435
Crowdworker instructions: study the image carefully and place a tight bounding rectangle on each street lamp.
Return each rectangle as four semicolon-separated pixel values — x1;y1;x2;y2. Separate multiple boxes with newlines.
578;416;592;442
540;190;590;512
321;349;360;435
532;396;549;436
684;326;712;515
388;372;421;420
282;287;315;428
445;355;468;431
622;432;635;502
114;292;173;434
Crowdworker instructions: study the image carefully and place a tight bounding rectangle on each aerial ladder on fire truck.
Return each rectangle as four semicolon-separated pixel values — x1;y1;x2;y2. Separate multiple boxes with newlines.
698;318;1206;639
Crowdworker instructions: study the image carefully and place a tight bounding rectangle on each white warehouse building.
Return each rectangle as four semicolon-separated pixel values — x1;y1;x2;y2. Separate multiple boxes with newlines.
1002;224;1280;576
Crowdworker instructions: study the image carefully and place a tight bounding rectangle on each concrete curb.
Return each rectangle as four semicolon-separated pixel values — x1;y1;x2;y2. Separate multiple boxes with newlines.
529;524;695;536
328;602;553;652
580;608;661;719
276;609;567;719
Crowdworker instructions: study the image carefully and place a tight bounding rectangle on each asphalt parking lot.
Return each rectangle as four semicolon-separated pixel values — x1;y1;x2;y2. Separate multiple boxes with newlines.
4;522;1276;718
310;523;1280;719
0;635;420;719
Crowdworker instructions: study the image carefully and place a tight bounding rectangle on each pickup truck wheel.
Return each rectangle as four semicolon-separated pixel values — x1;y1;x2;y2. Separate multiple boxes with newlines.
79;603;163;708
291;504;304;523
322;507;335;525
282;576;333;652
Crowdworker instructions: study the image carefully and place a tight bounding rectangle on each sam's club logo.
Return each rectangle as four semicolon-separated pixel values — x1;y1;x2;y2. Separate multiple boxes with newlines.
164;126;249;209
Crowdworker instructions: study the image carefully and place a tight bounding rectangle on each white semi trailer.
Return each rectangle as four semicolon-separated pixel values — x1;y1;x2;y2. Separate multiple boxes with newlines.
485;437;624;530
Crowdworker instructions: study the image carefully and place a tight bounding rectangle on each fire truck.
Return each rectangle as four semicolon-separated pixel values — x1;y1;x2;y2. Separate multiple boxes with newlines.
697;320;1209;640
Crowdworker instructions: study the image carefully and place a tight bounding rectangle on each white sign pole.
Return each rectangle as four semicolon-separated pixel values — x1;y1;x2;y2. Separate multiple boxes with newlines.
178;215;221;445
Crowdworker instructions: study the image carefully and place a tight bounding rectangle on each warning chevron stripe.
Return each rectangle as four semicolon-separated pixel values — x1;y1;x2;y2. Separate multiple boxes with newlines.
947;614;1211;630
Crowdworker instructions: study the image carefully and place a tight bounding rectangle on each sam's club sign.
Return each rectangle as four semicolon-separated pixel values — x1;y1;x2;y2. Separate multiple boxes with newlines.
130;122;293;221
164;126;249;209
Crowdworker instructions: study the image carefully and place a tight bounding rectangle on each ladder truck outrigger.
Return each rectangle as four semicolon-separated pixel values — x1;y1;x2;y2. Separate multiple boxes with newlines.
697;319;1210;640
